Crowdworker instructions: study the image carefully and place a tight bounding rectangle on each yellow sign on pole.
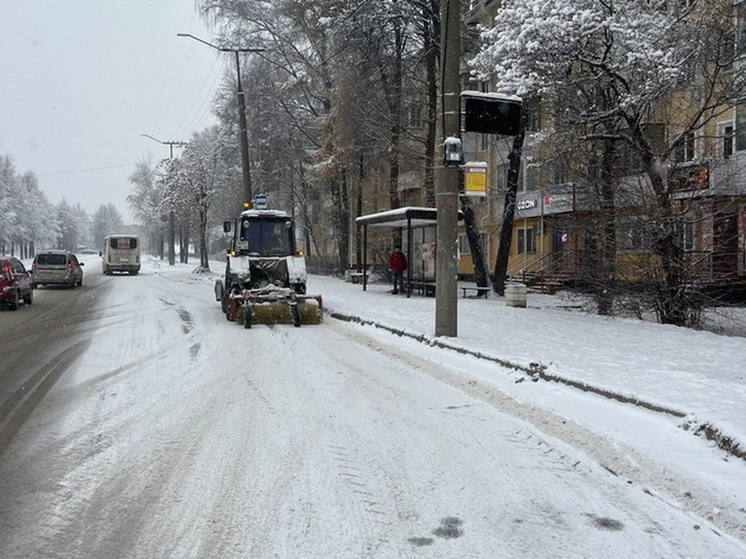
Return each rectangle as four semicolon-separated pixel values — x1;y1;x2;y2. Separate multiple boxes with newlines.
463;161;488;196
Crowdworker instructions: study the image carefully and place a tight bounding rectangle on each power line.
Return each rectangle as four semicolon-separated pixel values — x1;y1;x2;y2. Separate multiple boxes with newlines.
170;52;222;139
37;164;133;176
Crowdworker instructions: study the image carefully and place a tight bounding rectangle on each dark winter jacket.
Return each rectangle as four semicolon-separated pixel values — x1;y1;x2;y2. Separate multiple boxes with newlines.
389;250;407;272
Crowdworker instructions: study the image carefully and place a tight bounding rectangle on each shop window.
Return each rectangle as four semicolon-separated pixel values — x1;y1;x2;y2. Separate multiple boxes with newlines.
517;227;536;254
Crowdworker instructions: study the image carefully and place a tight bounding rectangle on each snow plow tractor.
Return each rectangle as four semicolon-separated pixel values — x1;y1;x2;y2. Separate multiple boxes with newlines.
214;197;323;328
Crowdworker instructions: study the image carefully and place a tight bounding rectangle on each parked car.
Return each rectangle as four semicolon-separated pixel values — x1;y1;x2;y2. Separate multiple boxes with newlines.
31;250;84;288
0;256;34;310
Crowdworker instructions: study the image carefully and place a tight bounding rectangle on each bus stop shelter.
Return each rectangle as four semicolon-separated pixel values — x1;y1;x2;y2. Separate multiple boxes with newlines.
355;206;464;298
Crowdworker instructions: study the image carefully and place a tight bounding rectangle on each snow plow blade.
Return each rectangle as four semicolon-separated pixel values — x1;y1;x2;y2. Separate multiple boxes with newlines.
228;287;323;328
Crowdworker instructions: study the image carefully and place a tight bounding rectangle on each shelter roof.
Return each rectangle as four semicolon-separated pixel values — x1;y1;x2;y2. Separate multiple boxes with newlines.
355;206;464;229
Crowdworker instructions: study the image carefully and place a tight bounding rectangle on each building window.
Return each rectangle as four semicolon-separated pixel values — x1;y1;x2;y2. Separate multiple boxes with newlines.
737;102;746;151
618;219;649;252
516;158;538;192
718;122;735;159
552;160;568;186
458;233;471;256
677;218;696;251
720;32;735;73
517;160;526;192
408;104;422;129
525;96;541;132
737;2;746;58
517;227;536;254
459;232;489;256
673;131;696;163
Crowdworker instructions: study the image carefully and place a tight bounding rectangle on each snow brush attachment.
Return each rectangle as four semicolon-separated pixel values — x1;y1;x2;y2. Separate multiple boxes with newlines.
229;287;323;328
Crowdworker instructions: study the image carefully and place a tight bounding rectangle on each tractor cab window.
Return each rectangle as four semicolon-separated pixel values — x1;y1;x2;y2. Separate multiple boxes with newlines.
239;218;293;256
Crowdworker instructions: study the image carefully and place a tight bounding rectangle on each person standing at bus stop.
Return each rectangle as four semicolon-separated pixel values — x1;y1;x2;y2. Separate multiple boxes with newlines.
389;246;407;294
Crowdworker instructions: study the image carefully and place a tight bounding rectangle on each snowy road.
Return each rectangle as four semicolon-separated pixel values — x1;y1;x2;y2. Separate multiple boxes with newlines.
0;261;743;558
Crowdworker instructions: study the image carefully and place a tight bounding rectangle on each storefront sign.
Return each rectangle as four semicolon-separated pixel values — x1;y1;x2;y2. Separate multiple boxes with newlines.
517;199;537;210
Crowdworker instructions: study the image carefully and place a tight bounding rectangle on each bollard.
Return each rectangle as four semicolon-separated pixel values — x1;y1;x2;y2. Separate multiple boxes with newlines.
505;283;527;308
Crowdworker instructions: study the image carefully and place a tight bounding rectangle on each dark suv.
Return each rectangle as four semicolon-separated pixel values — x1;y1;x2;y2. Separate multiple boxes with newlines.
0;256;34;310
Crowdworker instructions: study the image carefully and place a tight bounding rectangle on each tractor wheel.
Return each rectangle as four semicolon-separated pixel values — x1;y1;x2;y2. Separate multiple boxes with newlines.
222;293;233;321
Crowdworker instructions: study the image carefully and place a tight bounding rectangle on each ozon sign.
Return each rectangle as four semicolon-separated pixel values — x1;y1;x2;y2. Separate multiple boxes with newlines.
516;199;537;210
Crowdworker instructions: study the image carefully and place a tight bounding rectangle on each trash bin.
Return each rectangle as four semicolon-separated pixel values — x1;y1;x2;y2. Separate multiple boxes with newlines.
505;283;527;308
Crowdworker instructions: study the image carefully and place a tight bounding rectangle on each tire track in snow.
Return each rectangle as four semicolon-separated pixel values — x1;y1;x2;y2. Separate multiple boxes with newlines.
285;322;635;557
324;316;746;542
0;340;90;459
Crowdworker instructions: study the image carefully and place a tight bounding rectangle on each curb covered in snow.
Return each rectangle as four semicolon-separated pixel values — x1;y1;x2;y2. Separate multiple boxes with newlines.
328;310;745;462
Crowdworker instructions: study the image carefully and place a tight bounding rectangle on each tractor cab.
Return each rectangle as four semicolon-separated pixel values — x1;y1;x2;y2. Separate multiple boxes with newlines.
229;211;296;258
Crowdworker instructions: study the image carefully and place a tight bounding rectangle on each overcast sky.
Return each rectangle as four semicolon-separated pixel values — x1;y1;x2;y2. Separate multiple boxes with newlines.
0;0;226;221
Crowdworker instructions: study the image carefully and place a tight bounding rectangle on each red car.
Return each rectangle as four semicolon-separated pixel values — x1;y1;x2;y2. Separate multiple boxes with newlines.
0;256;34;310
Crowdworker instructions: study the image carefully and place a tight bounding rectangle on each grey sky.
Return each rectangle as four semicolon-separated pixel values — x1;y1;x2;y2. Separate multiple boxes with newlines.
0;0;226;221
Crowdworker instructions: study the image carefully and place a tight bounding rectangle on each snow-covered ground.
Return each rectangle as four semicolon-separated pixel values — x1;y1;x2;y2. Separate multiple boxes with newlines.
1;255;744;558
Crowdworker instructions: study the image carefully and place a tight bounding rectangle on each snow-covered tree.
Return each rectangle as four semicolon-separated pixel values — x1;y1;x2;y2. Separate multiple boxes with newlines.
198;0;444;272
15;172;58;255
178;126;234;271
92;204;124;250
55;200;85;252
471;0;746;325
127;157;163;255
199;0;349;267
0;155;19;253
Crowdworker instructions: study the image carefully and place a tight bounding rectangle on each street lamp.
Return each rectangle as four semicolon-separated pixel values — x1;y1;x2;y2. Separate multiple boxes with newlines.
177;33;264;203
140;134;186;266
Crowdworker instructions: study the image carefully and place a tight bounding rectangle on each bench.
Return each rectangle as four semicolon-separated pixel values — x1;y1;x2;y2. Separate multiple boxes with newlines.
345;268;371;284
408;280;436;297
460;286;491;298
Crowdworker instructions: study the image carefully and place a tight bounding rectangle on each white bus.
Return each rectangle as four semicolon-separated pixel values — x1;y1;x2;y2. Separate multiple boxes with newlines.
102;235;141;275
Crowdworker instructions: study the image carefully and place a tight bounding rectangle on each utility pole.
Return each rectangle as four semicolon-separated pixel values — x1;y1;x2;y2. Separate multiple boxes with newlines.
140;134;186;266
435;0;461;337
177;33;264;204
